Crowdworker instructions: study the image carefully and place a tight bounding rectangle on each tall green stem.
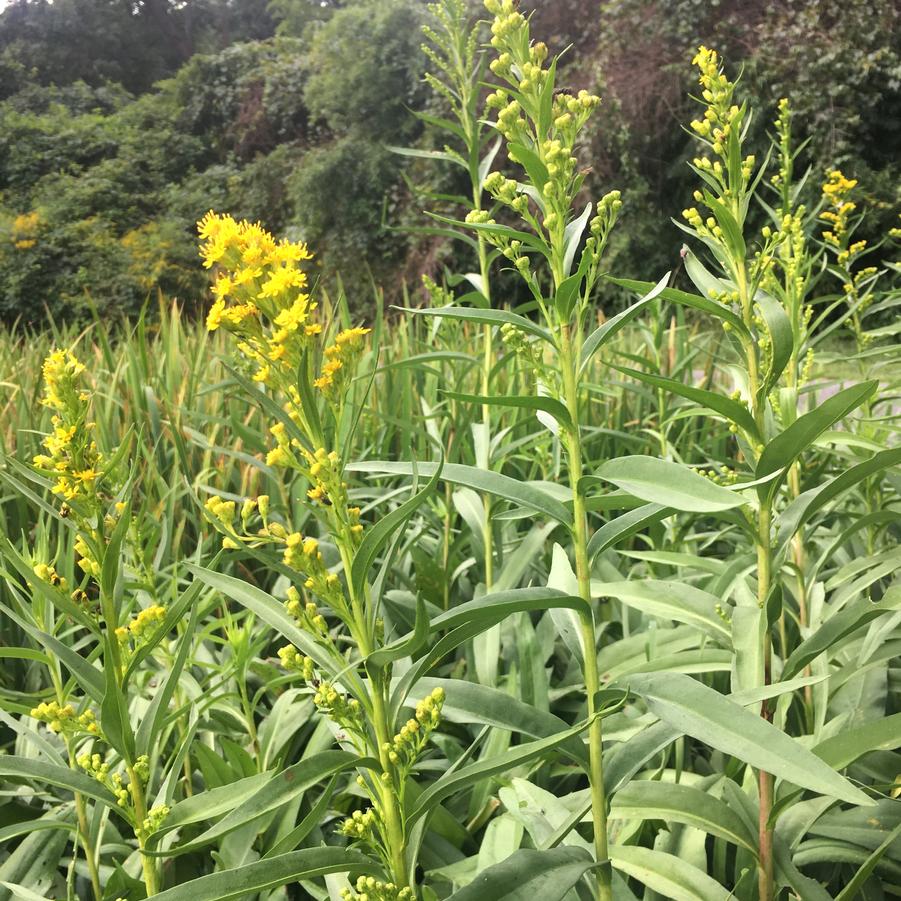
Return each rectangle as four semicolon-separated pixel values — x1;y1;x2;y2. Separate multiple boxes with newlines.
560;325;612;901
342;534;410;891
127;762;160;896
370;679;411;889
737;259;775;901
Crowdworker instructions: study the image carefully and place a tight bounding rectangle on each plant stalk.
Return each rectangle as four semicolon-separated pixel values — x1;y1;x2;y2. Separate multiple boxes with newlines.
560;325;612;901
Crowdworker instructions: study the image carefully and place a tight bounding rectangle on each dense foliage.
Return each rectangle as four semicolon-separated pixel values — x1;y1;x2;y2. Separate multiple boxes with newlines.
0;2;899;900
0;0;897;322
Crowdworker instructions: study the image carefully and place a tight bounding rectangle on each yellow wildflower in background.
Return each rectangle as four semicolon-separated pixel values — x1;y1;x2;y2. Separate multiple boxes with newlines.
11;209;40;250
819;169;876;346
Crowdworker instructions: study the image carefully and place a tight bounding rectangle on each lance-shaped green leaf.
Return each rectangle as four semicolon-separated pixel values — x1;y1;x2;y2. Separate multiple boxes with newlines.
755;291;793;398
351;458;442;606
442;390;573;432
594;580;730;643
446;847;600;901
160;750;363;855
777;446;901;547
0;601;104;703
430;587;588;633
814;713;901;770
408;716;594;826
403;304;553;343
625;672;873;806
185;565;365;698
149;848;372;901
404;677;588;767
0;758;117;809
587;503;673;563
782;590;901;679
834;821;901;901
349;461;572;526
136;603;199;756
756;380;879;502
100;634;135;761
595;456;748;513
610;781;757;852
155;772;271;838
580;272;670;372
610;363;761;440
610;846;730;900
607;276;750;337
367;595;429;670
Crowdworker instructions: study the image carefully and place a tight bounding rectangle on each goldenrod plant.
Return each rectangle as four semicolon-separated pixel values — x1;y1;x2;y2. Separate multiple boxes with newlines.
0;9;898;901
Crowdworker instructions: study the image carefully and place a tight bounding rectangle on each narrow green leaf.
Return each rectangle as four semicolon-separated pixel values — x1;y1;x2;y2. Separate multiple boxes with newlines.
610;781;757;852
149;848;371;901
164;751;362;855
607;277;749;336
595;456;748;513
755;291;793;397
611;363;760;440
783;592;901;679
409;716;593;826
594;580;730;643
349;461;572;526
430;587;588;633
610;846;730;900
586;503;672;563
404;306;552;343
756;381;878;501
580;273;670;372
446;847;599;901
626;673;873;806
351;459;442;607
0;757;117;809
442;390;573;431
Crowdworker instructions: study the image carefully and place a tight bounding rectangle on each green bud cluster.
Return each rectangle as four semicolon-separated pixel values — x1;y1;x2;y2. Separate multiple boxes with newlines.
278;644;315;680
383;687;445;777
500;323;543;376
314;682;365;742
341;875;415;901
339;806;378;841
78;752;110;782
136;805;169;841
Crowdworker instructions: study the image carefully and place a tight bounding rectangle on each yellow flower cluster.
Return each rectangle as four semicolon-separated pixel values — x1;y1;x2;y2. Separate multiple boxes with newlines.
339;807;379;841
32;349;105;506
11;210;40;250
116;604;167;649
78;752;111;782
685;46;754;201
820;169;860;253
314;327;371;396
31;700;100;736
819;170;877;345
74;534;101;578
313;682;365;738
33;562;68;590
770;98;792;194
197;212;319;385
283;533;346;610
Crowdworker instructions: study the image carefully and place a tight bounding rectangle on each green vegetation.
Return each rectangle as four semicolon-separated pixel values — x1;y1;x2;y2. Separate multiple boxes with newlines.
0;2;899;900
